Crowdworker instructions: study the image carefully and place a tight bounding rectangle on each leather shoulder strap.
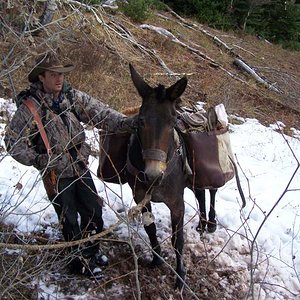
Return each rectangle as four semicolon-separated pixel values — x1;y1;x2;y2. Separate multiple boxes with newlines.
23;98;52;155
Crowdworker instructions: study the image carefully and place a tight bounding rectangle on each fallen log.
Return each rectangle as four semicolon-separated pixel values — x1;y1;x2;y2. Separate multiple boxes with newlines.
234;58;281;93
161;6;281;94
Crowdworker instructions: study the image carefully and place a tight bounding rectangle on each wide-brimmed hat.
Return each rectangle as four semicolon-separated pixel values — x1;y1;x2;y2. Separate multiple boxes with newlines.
28;53;74;83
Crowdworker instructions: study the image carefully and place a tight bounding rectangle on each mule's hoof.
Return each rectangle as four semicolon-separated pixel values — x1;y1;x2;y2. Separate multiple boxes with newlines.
196;222;207;233
196;226;204;234
150;256;164;267
207;222;217;233
174;272;186;291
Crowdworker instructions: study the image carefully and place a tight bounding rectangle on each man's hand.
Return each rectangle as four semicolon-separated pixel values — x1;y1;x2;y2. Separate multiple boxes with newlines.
119;115;138;133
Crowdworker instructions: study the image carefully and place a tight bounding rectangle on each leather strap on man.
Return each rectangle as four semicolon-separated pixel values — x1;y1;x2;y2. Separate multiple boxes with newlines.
23;98;57;197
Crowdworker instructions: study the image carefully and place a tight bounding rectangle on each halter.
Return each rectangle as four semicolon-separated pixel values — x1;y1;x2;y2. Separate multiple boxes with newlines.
142;149;167;162
126;130;183;183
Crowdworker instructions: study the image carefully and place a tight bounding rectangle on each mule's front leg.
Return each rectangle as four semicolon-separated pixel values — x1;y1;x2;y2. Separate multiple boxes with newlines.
171;209;186;290
142;205;163;266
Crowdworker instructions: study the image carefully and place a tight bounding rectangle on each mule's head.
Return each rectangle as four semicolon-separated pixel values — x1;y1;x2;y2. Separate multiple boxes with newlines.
129;64;187;185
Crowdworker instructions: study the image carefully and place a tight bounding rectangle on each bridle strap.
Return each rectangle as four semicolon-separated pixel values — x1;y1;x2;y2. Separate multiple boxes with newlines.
142;149;167;162
127;130;184;182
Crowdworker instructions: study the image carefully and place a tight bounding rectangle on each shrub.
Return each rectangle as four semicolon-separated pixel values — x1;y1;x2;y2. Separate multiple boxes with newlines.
119;0;150;22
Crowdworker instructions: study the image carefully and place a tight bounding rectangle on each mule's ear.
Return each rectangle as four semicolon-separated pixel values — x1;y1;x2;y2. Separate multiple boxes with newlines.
166;77;187;102
129;64;152;98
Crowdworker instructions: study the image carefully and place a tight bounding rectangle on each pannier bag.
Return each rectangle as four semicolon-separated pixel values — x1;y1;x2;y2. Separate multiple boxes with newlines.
97;131;130;184
176;104;235;189
98;104;235;190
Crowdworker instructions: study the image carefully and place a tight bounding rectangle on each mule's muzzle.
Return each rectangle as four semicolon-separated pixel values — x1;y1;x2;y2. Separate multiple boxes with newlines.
145;170;164;186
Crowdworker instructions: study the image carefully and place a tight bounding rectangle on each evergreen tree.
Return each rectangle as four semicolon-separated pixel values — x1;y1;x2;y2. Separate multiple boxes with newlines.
164;0;234;30
231;0;251;29
162;0;300;50
267;0;300;42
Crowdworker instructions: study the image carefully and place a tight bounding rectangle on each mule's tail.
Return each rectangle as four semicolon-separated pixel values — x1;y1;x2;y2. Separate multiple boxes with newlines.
229;156;246;208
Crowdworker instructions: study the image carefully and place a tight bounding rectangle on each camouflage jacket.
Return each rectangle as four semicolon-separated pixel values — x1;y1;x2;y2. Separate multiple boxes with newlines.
4;81;125;178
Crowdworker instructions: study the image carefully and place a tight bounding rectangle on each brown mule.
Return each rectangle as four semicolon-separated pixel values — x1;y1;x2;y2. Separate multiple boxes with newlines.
126;64;188;290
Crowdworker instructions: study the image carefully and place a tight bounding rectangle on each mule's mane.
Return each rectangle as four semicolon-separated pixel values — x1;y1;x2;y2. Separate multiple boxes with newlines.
155;84;166;103
121;105;140;116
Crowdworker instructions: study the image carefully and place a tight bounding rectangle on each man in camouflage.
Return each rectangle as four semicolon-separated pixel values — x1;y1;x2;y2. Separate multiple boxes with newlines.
4;52;135;279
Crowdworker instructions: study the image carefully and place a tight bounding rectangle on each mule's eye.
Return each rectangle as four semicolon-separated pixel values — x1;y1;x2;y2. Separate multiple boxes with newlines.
138;117;145;128
169;116;177;127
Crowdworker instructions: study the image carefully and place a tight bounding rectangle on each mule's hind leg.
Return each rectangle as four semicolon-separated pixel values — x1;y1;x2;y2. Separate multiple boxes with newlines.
142;204;163;266
194;189;207;233
207;189;217;233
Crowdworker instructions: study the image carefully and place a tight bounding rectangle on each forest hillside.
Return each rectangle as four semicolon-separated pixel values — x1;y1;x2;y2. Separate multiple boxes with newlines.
1;0;300;131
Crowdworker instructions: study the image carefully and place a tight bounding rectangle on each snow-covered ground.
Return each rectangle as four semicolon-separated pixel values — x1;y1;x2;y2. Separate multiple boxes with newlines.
0;98;299;299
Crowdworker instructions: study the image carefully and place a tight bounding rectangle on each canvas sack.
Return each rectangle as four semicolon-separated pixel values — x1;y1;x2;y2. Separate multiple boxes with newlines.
97;131;130;184
177;105;235;189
